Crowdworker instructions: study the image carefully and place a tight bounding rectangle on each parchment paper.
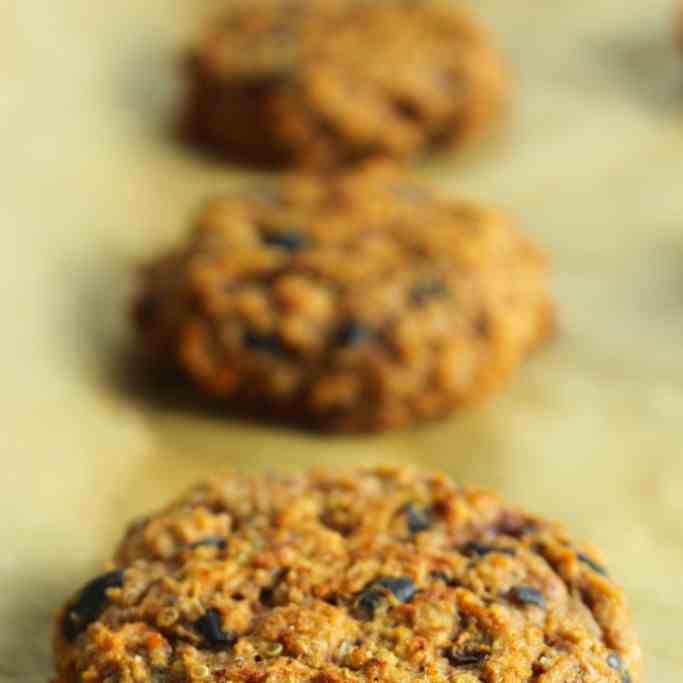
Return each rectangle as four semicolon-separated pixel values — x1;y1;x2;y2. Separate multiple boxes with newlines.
1;1;682;681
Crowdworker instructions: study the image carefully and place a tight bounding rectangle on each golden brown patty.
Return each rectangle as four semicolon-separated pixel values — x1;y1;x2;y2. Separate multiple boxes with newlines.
134;164;553;432
53;466;641;683
185;0;511;168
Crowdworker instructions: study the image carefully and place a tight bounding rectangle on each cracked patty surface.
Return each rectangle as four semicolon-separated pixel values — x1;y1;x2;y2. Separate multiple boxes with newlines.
185;0;510;168
53;466;641;683
134;164;554;432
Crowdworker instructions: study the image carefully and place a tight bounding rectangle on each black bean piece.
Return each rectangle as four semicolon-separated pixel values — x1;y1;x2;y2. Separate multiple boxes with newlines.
578;552;608;577
448;648;489;667
323;592;340;606
410;280;448;305
400;503;432;534
357;577;418;617
195;608;236;648
264;230;308;251
244;331;285;355
430;570;462;588
375;577;418;603
259;585;276;607
509;586;546;609
493;513;538;538
608;653;632;683
356;588;383;617
259;569;288;607
462;541;494;556
607;653;624;672
191;536;227;550
431;570;451;583
461;541;516;557
333;322;371;348
62;570;125;641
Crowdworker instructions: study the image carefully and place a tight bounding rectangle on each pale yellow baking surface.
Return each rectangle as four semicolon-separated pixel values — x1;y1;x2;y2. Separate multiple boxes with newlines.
1;1;682;681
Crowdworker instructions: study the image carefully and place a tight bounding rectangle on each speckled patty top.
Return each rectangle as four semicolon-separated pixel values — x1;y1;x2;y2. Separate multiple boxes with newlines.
134;164;553;432
185;0;510;168
53;466;641;683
